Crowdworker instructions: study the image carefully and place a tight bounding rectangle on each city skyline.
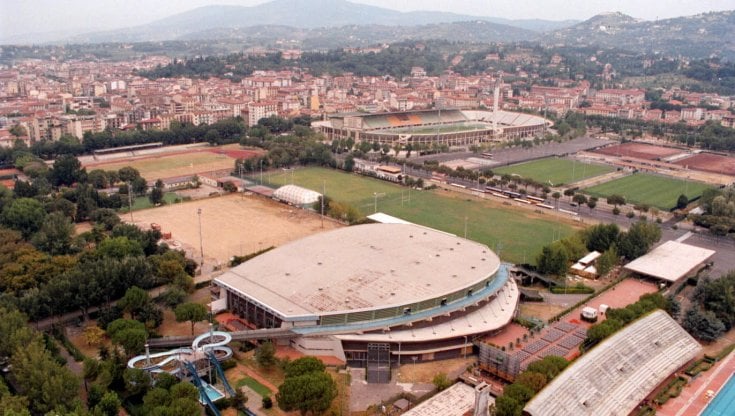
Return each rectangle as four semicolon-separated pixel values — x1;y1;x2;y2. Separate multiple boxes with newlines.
2;0;734;41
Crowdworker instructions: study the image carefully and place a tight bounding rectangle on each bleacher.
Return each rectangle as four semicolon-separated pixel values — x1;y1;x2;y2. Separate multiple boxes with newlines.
524;310;701;416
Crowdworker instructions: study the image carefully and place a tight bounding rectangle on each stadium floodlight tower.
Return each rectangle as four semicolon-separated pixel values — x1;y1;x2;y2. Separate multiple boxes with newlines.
493;72;503;138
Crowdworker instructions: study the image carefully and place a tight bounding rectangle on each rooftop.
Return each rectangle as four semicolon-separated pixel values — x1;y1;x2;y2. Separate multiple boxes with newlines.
524;310;701;416
624;240;715;282
215;223;500;319
402;382;480;416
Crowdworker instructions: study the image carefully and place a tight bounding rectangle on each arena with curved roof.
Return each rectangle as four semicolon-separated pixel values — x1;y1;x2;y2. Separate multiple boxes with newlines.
212;223;519;368
312;109;549;147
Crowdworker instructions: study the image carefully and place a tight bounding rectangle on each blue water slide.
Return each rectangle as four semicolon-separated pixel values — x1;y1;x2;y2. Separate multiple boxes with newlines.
184;361;221;416
206;351;236;397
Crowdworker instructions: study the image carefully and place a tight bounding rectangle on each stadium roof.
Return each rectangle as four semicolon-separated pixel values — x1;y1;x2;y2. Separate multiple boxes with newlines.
335;278;518;344
624;241;715;282
215;223;500;319
524;310;701;416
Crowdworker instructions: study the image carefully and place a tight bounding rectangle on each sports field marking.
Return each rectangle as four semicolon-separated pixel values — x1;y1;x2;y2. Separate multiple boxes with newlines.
261;167;582;265
584;173;713;210
494;158;615;186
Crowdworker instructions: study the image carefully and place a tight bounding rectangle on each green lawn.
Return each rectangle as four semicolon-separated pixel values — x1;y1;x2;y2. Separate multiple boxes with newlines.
119;192;180;212
494;158;615;186
235;376;272;397
584;173;713;210
263;167;580;265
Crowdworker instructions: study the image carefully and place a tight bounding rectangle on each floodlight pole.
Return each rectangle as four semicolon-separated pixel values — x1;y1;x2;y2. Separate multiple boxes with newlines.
321;180;325;229
127;182;134;223
197;208;204;266
464;216;468;239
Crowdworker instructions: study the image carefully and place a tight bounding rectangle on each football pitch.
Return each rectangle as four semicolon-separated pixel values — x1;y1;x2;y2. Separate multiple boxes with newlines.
263;167;581;265
584;173;713;210
494;158;615;186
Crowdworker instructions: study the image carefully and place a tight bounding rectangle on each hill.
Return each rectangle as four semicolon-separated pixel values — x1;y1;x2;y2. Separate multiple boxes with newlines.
65;0;563;44
541;11;735;59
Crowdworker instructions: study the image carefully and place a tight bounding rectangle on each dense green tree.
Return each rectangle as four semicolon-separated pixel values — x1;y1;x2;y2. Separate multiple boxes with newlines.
117;167;141;183
536;244;568;276
97;236;144;259
31;211;75;255
87;169;109;189
94;391;121;416
525;356;568;380
255;341;277;368
11;339;80;414
174;302;208;335
118;286;150;320
107;319;147;356
1;197;46;238
285;356;326;378
617;221;661;260
432;372;452;391
606;194;626;208
277;371;337;416
514;371;547;393
583;223;620;253
495;395;523;416
682;308;726;342
595;246;619;277
48;154;86;187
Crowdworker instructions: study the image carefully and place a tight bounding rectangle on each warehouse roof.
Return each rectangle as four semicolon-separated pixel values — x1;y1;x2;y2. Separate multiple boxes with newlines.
215;223;500;318
624;241;715;282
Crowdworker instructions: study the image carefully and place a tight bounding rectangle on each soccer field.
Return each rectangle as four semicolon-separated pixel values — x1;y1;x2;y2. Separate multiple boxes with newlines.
584;173;713;210
264;167;582;265
494;158;615;186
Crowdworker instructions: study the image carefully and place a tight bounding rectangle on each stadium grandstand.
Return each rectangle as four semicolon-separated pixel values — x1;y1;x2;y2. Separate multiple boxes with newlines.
524;310;701;416
212;223;518;377
312;109;549;147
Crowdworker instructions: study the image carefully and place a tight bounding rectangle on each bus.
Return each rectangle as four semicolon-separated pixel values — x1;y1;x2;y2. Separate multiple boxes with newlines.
526;195;546;204
514;198;533;205
481;152;494;159
536;203;554;210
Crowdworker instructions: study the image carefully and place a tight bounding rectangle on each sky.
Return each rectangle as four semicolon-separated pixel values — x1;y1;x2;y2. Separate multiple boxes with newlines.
1;0;735;39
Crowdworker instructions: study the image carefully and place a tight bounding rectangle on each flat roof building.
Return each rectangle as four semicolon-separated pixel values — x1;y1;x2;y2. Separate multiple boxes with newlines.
624;241;715;282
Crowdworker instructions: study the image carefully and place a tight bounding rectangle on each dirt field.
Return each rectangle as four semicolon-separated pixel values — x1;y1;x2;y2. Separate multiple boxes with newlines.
675;153;735;176
83;144;263;181
124;193;342;265
396;357;476;383
594;142;684;160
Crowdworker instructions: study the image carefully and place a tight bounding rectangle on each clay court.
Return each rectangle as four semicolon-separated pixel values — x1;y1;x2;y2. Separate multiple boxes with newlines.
594;142;685;160
675;153;735;176
124;193;342;265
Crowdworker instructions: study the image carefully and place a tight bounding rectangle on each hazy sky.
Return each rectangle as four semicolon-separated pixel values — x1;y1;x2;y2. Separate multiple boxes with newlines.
2;0;735;38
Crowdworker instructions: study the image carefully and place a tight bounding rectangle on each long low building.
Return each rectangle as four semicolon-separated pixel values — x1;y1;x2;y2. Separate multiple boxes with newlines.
212;223;519;375
524;310;701;416
624;240;715;283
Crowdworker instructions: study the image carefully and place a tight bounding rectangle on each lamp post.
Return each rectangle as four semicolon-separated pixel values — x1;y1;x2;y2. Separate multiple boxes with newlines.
197;208;204;266
259;159;264;185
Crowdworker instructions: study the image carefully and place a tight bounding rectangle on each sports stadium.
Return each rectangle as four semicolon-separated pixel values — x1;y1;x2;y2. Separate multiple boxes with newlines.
212;223;518;380
312;109;549;147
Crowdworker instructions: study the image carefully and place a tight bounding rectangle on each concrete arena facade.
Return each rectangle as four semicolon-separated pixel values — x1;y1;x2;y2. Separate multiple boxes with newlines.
312;109;549;147
213;223;520;365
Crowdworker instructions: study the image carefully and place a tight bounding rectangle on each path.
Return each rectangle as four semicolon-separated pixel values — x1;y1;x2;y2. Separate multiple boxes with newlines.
657;351;735;416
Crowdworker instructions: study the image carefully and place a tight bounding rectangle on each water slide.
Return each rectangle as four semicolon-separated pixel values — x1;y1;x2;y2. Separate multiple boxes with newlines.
207;351;236;397
184;360;221;416
127;330;233;371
